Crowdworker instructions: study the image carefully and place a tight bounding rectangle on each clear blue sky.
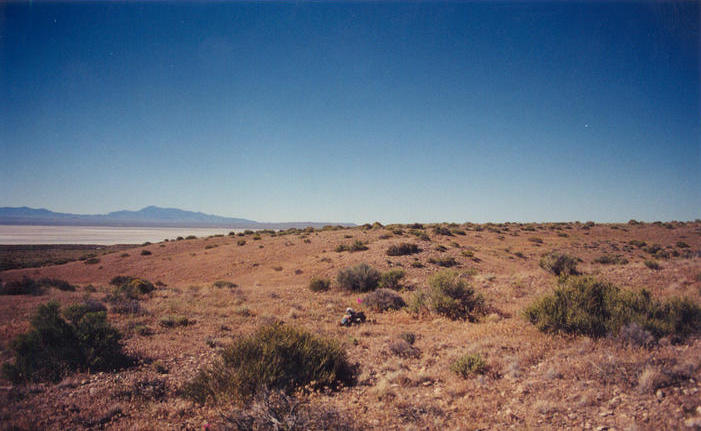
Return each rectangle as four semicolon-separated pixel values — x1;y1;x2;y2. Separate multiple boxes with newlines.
1;1;699;223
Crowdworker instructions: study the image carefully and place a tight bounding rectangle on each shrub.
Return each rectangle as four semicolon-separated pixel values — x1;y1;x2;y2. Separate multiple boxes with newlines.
412;270;483;320
644;260;661;270
109;276;155;298
308;277;330;292
362;289;406;312
336;264;380;292
0;277;42;295
629;240;647;248
379;269;405;290
593;254;629;265
140;249;152;256
1;301;130;383
428;256;458;267
182;323;353;404
389;339;420;358
253;234;262;241
676;241;690;248
237;239;246;246
399;332;416;345
432;226;452;236
539;252;579;276
84;257;100;264
160;315;191;328
213;280;238;289
336;240;368;253
525;276;701;339
451;353;487;378
386;243;420;256
410;261;424;268
186;235;197;240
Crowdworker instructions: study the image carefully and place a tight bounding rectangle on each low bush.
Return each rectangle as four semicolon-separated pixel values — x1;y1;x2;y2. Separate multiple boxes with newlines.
432;226;453;236
159;315;191;328
140;249;152;256
379;269;405;290
629;239;646;248
386;243;420;256
182;323;353;404
0;278;40;295
237;239;246;246
335;240;368;253
213;280;238;289
411;270;483;320
644;260;661;270
389;339;420;358
109;276;155;298
676;241;690;248
428;256;458;267
1;301;130;383
336;264;380;292
84;257;101;264
539;252;579;276
362;289;406;312
528;237;544;244
451;353;487;378
308;277;331;292
593;254;629;265
524;276;701;339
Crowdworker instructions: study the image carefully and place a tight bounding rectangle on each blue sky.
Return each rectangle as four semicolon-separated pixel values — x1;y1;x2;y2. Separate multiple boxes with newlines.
1;1;699;223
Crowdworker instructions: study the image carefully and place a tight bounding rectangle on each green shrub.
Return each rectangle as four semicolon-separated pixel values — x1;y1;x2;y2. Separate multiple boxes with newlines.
336;240;368;253
336;264;380;292
84;257;100;264
253;234;262;241
362;288;405;312
386;243;420;256
182;323;353;404
1;301;130;383
539;252;579;276
593;254;628;265
308;277;331;292
525;276;701;339
451;353;487;378
412;270;483;320
109;276;155;298
379;269;405;290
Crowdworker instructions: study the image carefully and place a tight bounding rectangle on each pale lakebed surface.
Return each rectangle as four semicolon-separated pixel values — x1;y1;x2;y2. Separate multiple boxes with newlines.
0;225;245;245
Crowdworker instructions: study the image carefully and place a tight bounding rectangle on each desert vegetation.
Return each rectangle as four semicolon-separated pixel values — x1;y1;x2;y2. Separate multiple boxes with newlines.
0;221;700;429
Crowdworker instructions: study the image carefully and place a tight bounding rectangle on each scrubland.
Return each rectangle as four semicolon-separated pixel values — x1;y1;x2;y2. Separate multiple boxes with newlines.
1;220;700;430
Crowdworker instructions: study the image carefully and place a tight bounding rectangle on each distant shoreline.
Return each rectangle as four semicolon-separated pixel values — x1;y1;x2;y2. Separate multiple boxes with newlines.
0;225;245;245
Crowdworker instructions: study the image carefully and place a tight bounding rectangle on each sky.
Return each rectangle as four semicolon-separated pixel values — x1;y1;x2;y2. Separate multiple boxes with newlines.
1;1;699;224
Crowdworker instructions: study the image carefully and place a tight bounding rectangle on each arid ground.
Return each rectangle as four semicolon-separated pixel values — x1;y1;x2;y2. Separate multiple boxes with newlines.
1;221;700;430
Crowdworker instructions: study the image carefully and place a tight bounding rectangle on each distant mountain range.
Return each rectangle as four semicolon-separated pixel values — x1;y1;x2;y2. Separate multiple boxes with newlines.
0;206;354;229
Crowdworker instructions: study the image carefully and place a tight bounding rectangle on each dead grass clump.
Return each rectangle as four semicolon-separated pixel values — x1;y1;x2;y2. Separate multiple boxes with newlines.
616;322;655;347
539;251;579;276
386;243;420;256
525;276;701;339
389;339;420;358
336;263;381;292
182;323;353;404
221;389;358;431
362;288;406;312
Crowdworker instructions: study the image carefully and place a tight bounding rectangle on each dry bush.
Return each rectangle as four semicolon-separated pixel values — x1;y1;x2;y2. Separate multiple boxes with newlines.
451;353;487;378
539;251;579;276
220;389;358;431
362;289;405;312
308;277;331;292
389;339;420;358
336;264;380;292
386;243;420;256
410;270;484;320
182;323;353;404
